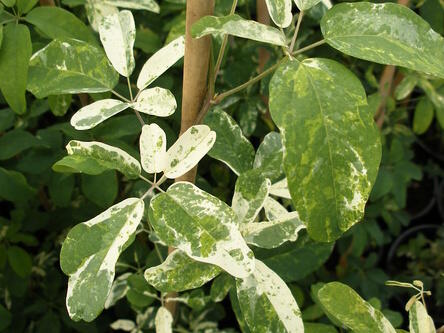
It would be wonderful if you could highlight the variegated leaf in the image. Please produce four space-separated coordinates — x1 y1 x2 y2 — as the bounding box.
131 87 177 117
241 212 305 249
236 260 304 333
232 169 270 224
254 132 284 183
269 58 381 242
164 125 216 179
210 273 233 302
317 282 396 333
71 99 129 130
269 178 291 199
263 197 288 221
149 182 255 278
144 250 221 292
85 0 118 32
409 301 436 333
99 10 136 77
60 198 144 322
294 0 322 11
64 140 141 179
137 36 185 90
139 123 167 174
155 307 173 333
28 39 119 98
192 15 287 46
265 0 292 28
103 0 159 13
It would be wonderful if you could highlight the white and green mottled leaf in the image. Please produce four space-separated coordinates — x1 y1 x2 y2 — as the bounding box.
210 273 233 302
294 0 322 11
269 58 381 242
203 108 255 175
409 301 436 333
137 36 185 90
232 169 270 224
265 0 292 28
241 212 305 249
144 250 221 292
71 99 129 130
28 39 119 98
149 182 255 278
164 125 216 179
192 14 287 46
60 198 144 322
85 0 118 32
263 197 288 221
236 260 303 333
131 87 177 117
269 178 291 199
65 140 141 179
253 132 284 183
139 123 167 174
155 307 173 333
105 273 131 309
321 3 444 79
103 0 159 13
99 10 135 77
317 282 396 333
110 319 136 331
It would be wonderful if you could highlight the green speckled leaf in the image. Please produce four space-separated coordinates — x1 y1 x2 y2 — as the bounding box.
236 260 303 333
294 0 321 11
60 198 144 322
409 301 435 333
317 282 396 333
144 250 221 292
28 39 118 98
253 132 284 183
232 169 270 224
204 108 255 175
321 3 444 78
140 123 167 174
98 10 135 77
192 14 287 46
131 87 177 117
149 182 255 278
265 0 292 28
103 0 159 13
71 99 130 130
155 307 173 333
241 212 305 249
62 140 141 179
269 58 381 242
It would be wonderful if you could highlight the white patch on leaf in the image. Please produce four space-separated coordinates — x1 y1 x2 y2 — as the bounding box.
139 123 167 174
131 87 177 117
269 178 292 199
155 307 173 333
71 99 129 130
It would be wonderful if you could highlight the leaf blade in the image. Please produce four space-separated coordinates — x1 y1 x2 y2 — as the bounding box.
71 99 129 130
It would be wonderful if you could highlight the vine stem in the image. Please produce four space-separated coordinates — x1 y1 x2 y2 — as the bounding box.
289 11 304 54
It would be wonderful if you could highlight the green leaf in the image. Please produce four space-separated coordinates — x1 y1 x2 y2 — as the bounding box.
144 250 221 292
321 3 444 79
265 0 292 28
71 99 130 130
103 0 159 13
126 274 155 307
48 94 72 116
0 24 31 114
131 87 177 117
16 0 38 14
409 301 435 333
149 182 255 278
204 108 255 175
7 246 32 277
48 173 75 207
137 36 185 90
253 132 284 183
60 198 144 322
394 75 417 101
413 98 434 135
81 171 118 208
210 273 233 302
0 304 11 331
0 167 35 202
98 10 135 77
269 58 381 242
0 25 2 48
1 0 14 7
28 38 119 98
192 14 287 46
236 259 303 333
140 123 167 174
164 125 216 179
230 288 252 333
232 169 270 224
0 129 46 160
58 140 141 179
304 323 338 333
241 212 305 249
26 7 96 44
294 0 321 11
317 282 396 333
155 307 173 333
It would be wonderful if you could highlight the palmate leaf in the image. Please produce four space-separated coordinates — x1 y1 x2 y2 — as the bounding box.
28 39 119 98
60 198 144 322
149 182 255 278
269 58 381 242
192 14 287 46
409 301 436 333
321 3 444 79
236 260 303 333
264 0 292 28
317 282 396 333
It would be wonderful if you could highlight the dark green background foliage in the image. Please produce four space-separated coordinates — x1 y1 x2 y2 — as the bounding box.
0 0 443 332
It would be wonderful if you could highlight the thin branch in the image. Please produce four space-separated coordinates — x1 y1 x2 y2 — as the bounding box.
111 89 131 103
291 39 326 56
127 77 134 101
289 11 304 54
